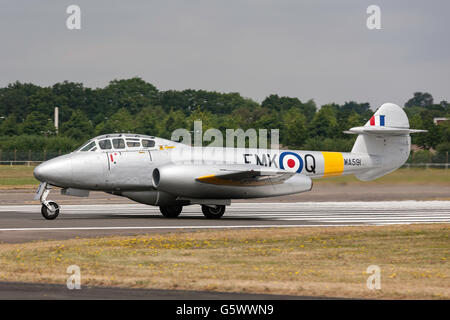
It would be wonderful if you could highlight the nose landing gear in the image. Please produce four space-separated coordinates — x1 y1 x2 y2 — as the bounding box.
35 182 60 220
41 201 60 220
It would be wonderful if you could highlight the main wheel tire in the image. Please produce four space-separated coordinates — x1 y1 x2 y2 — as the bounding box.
201 205 225 219
159 205 182 218
41 202 60 220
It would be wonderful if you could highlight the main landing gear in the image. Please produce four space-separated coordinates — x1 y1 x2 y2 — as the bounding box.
201 205 226 219
35 182 60 220
159 205 183 218
158 204 226 219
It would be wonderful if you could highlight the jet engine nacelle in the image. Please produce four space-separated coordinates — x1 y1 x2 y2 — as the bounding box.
116 190 183 206
152 164 312 199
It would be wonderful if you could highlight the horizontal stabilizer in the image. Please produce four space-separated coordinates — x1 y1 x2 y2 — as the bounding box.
344 126 427 135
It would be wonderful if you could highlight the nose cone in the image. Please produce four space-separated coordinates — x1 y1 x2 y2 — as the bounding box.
34 155 73 187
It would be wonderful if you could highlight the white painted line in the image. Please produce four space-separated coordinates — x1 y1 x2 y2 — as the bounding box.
1 200 450 211
0 222 445 232
0 225 356 232
273 217 450 221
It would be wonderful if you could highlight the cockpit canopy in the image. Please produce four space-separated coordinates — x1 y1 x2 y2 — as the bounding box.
75 133 171 152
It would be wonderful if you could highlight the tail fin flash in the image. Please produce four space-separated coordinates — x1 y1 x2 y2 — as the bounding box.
346 103 426 181
365 102 409 128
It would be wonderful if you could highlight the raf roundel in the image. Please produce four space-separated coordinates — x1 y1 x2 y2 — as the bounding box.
279 152 303 173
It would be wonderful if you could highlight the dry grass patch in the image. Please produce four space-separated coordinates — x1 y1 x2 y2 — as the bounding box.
0 224 448 299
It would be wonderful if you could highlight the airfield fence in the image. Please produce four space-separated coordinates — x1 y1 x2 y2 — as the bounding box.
402 163 449 169
0 150 63 162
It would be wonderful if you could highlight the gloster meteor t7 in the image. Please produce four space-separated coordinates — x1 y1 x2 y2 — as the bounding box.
33 103 425 220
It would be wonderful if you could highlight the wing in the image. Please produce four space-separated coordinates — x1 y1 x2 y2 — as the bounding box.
195 167 295 186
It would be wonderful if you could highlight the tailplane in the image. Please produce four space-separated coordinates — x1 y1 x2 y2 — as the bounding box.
346 103 426 181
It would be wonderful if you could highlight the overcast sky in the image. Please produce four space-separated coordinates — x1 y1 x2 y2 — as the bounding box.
0 0 449 109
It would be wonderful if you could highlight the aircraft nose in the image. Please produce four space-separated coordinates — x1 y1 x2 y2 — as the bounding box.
34 155 73 186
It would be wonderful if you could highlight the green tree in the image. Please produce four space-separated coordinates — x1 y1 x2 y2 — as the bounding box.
103 78 159 115
61 110 94 141
415 118 442 149
261 95 316 121
159 89 257 115
345 111 363 129
302 99 317 122
303 137 354 152
0 114 20 136
95 108 136 135
28 87 66 117
229 107 261 129
186 108 216 131
162 109 187 139
309 105 339 138
0 82 41 120
253 109 283 133
134 106 167 137
281 108 308 147
21 111 56 136
405 92 434 108
440 120 450 142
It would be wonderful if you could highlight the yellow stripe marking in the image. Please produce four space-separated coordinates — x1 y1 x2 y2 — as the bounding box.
197 174 216 181
322 152 344 177
196 174 242 186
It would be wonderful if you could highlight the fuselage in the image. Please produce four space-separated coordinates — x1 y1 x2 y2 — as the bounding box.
34 133 380 193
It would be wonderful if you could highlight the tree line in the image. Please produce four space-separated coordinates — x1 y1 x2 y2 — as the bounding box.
0 78 449 158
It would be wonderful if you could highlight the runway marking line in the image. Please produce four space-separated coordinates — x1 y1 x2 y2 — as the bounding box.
0 223 434 232
0 225 355 232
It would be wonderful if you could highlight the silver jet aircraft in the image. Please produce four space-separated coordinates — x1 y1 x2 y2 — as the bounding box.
33 103 425 220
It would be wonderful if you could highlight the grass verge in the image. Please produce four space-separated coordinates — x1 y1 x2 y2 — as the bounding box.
0 224 448 299
0 165 38 188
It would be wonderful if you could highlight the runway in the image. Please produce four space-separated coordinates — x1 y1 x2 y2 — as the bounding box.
0 281 319 300
0 201 449 243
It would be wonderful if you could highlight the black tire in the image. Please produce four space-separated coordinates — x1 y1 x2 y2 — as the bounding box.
159 205 182 218
201 205 225 219
41 202 60 220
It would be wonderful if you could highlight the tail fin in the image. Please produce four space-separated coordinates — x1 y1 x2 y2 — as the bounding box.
346 103 426 181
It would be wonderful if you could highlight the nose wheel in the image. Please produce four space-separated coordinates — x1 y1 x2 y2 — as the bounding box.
35 182 60 220
41 201 60 220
